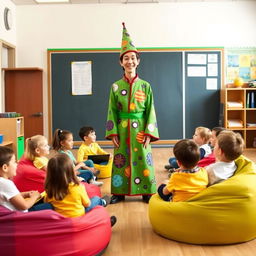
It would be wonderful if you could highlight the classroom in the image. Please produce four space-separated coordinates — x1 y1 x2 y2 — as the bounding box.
0 0 256 256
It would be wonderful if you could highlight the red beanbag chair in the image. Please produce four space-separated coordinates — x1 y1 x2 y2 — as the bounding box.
13 157 101 198
0 205 111 256
197 152 215 168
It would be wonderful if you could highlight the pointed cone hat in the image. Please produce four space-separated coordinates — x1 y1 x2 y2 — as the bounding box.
120 22 138 57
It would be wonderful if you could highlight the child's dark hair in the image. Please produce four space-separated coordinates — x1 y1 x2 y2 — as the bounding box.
0 146 14 167
173 139 200 169
212 127 225 137
52 129 72 151
217 130 244 161
79 126 95 141
45 153 79 201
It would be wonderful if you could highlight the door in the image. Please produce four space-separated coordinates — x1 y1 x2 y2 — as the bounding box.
4 68 43 139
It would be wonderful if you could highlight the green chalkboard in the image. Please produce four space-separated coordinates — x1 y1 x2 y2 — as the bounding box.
51 51 183 141
50 49 222 141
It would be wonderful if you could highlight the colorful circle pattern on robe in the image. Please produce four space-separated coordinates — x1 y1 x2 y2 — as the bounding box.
146 152 153 166
125 166 131 177
106 120 114 131
112 83 118 92
135 90 146 102
121 89 127 96
122 120 128 128
117 102 123 111
143 169 150 177
136 131 145 144
134 177 141 184
114 153 126 168
132 121 138 129
147 123 155 132
112 174 123 187
130 103 136 110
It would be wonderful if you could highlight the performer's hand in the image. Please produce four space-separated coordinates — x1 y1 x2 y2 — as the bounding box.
112 135 120 148
143 135 151 148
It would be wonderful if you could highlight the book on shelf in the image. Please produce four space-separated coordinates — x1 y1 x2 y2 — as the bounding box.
227 101 243 108
227 119 243 128
246 92 256 108
251 91 255 108
246 123 256 128
246 92 250 108
0 112 21 118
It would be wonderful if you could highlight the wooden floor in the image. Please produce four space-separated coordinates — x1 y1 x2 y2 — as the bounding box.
94 148 256 256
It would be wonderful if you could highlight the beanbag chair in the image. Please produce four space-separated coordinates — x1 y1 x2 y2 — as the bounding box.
197 152 215 167
0 205 111 256
95 157 113 178
13 157 100 198
149 155 256 244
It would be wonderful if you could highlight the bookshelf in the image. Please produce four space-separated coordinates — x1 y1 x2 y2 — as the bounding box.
0 117 25 160
224 87 256 148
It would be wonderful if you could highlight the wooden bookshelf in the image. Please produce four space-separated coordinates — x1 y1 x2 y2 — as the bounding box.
224 87 256 148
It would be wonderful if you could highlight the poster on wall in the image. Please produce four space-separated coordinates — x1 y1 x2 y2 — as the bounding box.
226 48 256 83
71 61 92 95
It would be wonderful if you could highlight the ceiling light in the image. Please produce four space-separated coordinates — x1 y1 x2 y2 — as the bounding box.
35 0 70 3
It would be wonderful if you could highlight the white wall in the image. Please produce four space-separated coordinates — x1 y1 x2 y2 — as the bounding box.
0 0 16 45
14 1 256 136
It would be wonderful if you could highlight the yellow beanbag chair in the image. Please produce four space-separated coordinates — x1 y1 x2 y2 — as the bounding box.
95 158 113 178
149 155 256 244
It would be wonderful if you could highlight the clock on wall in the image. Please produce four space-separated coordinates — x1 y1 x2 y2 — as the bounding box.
4 7 12 31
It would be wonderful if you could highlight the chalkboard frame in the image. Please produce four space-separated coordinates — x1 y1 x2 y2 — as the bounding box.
47 47 224 145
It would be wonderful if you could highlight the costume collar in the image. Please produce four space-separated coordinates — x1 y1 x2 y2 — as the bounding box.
123 73 138 85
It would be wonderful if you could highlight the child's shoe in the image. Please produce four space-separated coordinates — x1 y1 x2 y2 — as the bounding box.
101 195 110 207
110 216 117 227
91 180 103 186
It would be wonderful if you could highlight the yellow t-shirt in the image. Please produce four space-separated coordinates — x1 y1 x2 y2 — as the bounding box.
77 142 108 162
33 156 48 170
166 168 208 202
45 183 90 218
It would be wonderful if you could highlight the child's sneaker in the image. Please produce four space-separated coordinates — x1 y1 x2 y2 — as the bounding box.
101 195 110 207
110 216 117 227
91 180 103 186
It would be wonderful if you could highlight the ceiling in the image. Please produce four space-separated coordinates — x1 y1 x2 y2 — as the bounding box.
10 0 252 5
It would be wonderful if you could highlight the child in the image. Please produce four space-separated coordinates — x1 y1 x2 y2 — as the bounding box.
0 146 41 211
210 126 226 148
77 126 112 167
24 135 50 171
165 126 212 170
206 130 244 186
52 129 103 186
158 139 208 202
44 153 116 226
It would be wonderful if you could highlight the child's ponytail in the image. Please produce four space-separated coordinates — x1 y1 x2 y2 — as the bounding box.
52 129 72 151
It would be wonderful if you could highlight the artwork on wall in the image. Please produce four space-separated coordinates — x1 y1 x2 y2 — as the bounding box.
226 48 256 83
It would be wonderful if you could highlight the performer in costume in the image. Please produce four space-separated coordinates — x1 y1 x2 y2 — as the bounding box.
106 23 159 204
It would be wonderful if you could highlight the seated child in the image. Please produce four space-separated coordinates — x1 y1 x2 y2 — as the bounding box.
197 126 226 168
165 126 212 170
158 139 208 202
0 146 41 211
24 135 50 171
77 126 112 168
52 129 103 186
206 130 244 186
44 153 117 226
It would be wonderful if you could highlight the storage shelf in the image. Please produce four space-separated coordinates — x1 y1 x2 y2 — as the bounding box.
225 87 256 148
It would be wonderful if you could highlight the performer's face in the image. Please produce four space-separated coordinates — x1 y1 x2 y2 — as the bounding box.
120 52 140 74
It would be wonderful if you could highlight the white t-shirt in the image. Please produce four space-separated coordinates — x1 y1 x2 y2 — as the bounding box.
0 177 22 211
206 161 237 185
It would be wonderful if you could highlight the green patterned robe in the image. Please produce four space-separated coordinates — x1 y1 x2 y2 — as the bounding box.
106 75 159 196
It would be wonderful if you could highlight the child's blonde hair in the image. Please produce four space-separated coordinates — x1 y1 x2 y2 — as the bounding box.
195 127 212 144
25 135 47 161
217 131 244 161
